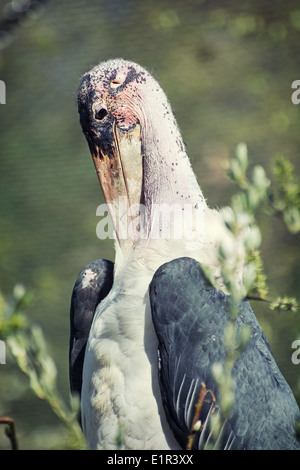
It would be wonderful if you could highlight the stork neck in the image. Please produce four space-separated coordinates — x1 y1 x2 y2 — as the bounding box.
141 97 206 211
139 95 207 244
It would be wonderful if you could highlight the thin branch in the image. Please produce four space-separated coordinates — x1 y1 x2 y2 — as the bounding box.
0 417 18 450
186 383 216 450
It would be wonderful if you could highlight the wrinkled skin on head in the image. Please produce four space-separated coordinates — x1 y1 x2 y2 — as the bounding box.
77 59 153 157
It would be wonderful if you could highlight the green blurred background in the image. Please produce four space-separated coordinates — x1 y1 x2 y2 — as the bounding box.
0 0 300 449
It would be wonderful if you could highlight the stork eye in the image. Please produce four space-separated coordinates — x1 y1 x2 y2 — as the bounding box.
110 80 122 89
95 108 108 121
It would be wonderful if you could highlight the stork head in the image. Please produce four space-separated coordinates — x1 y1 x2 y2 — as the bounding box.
78 59 145 231
78 59 153 135
78 59 205 251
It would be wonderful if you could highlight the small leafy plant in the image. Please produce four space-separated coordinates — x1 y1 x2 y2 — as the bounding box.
207 144 300 447
0 286 86 450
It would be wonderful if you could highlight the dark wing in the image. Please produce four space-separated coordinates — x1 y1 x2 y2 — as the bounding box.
69 259 114 397
149 257 300 450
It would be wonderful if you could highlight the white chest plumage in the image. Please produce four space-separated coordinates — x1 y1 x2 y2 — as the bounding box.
81 256 180 450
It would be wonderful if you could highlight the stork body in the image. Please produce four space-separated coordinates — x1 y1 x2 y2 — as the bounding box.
79 226 226 450
80 243 179 449
70 59 300 450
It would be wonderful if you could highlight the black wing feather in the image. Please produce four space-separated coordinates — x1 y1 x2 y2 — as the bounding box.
69 259 114 397
149 257 300 450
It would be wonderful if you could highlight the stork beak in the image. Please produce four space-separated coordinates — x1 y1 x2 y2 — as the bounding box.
89 123 143 249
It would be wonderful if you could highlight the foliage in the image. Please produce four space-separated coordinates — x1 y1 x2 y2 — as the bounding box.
270 296 299 313
220 143 271 304
0 284 31 337
269 155 300 234
207 143 300 447
0 286 86 450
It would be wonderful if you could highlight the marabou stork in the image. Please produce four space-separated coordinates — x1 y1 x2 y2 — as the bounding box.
69 59 300 450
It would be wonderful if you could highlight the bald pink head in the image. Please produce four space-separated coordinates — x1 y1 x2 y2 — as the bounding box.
77 59 206 249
